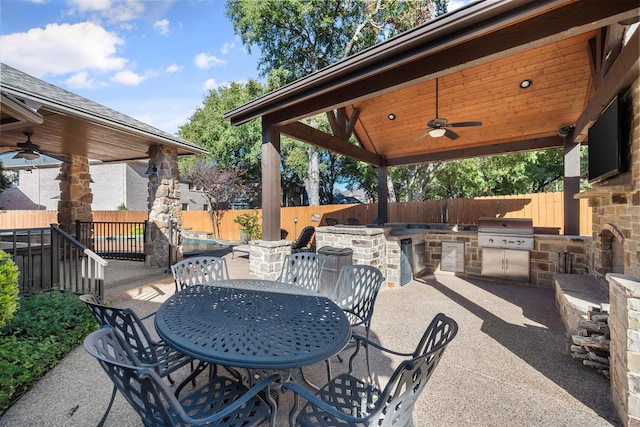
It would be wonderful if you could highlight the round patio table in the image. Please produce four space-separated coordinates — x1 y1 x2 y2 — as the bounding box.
155 281 351 369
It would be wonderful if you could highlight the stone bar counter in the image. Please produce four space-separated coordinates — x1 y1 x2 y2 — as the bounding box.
315 223 591 289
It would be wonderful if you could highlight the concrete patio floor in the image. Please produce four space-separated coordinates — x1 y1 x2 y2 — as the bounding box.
0 246 620 426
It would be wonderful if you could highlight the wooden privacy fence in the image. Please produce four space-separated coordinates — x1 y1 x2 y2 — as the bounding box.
0 192 592 240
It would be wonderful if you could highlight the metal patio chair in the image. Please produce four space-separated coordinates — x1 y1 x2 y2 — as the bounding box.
79 294 196 426
325 217 339 226
290 226 316 253
84 326 279 427
282 313 459 427
277 252 326 293
331 265 385 370
171 255 230 292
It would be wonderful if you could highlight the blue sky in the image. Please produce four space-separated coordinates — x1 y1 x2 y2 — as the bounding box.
0 0 263 135
1 0 469 137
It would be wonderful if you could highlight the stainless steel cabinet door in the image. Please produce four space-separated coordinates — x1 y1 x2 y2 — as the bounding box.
504 249 530 282
481 248 504 278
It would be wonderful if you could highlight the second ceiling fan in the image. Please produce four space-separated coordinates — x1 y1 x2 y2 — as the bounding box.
412 77 482 143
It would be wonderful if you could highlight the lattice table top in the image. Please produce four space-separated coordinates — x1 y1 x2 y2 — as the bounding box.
155 282 351 369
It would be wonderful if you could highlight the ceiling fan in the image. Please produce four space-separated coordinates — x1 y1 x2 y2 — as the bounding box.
13 132 41 160
412 78 482 143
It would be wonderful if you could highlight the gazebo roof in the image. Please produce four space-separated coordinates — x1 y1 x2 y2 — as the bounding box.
224 0 639 167
0 63 207 162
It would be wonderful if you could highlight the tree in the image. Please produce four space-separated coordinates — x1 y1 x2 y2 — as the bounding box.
178 81 265 181
226 0 446 205
0 161 11 196
181 160 256 238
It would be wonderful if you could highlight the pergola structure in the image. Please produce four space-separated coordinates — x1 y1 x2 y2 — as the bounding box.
224 0 640 241
0 63 208 266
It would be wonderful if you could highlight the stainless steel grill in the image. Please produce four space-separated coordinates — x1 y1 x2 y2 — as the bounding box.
478 218 533 282
477 217 534 250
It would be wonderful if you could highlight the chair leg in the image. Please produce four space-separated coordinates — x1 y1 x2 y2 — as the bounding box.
96 385 117 427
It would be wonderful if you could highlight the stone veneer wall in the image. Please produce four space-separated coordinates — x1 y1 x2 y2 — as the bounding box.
146 145 182 267
315 226 389 283
608 274 640 426
585 80 640 284
247 240 292 280
585 77 640 427
315 227 589 288
57 155 93 241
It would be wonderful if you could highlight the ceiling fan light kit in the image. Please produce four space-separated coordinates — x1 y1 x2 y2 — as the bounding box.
14 132 41 160
412 77 483 143
428 128 446 138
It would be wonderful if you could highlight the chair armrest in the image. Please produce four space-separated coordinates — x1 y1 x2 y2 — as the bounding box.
281 380 371 424
176 373 282 425
351 333 413 357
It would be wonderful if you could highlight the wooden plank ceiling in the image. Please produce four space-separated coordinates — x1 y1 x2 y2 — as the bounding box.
352 31 595 163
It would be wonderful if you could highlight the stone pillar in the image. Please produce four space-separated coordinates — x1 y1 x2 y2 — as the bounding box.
57 155 93 241
608 273 640 426
248 240 291 280
146 145 182 267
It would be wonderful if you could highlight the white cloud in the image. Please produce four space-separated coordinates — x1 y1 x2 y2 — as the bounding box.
166 64 183 73
68 0 145 22
154 19 170 35
65 71 102 89
195 53 226 69
447 0 472 12
221 42 235 55
203 78 219 91
0 22 126 78
111 70 146 86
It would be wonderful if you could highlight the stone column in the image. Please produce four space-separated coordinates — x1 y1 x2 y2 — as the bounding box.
57 155 93 242
608 274 640 427
146 145 182 267
248 240 292 279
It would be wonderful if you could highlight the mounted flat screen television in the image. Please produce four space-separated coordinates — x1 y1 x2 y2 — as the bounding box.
588 95 629 183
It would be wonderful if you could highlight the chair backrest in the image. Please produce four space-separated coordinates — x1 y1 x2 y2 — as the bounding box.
346 218 360 225
334 265 385 328
277 252 325 292
79 294 158 365
84 326 187 426
325 218 339 226
291 226 315 252
281 228 289 239
375 313 458 426
171 256 229 292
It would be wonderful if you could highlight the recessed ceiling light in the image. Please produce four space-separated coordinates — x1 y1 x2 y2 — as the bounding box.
388 113 396 120
520 79 532 89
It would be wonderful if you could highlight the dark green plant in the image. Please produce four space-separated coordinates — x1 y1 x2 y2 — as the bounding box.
117 203 128 211
233 209 261 240
0 292 98 413
0 250 19 330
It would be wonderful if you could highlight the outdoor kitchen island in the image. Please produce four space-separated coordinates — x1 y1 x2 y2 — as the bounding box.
315 222 591 288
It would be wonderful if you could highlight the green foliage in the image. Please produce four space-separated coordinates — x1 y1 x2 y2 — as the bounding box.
117 203 128 211
0 292 98 413
233 209 261 240
129 227 144 236
0 250 19 330
0 161 11 196
178 80 265 179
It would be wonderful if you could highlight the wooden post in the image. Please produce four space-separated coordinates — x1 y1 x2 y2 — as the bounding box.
262 121 281 241
377 163 388 223
563 138 580 235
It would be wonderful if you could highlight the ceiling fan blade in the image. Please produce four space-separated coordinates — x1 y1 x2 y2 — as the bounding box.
444 129 459 140
411 131 430 144
449 121 482 127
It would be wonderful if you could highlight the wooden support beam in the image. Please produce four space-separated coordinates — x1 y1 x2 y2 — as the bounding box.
280 121 383 167
387 136 564 166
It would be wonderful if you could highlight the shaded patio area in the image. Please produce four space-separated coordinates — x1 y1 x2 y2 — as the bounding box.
0 250 618 426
